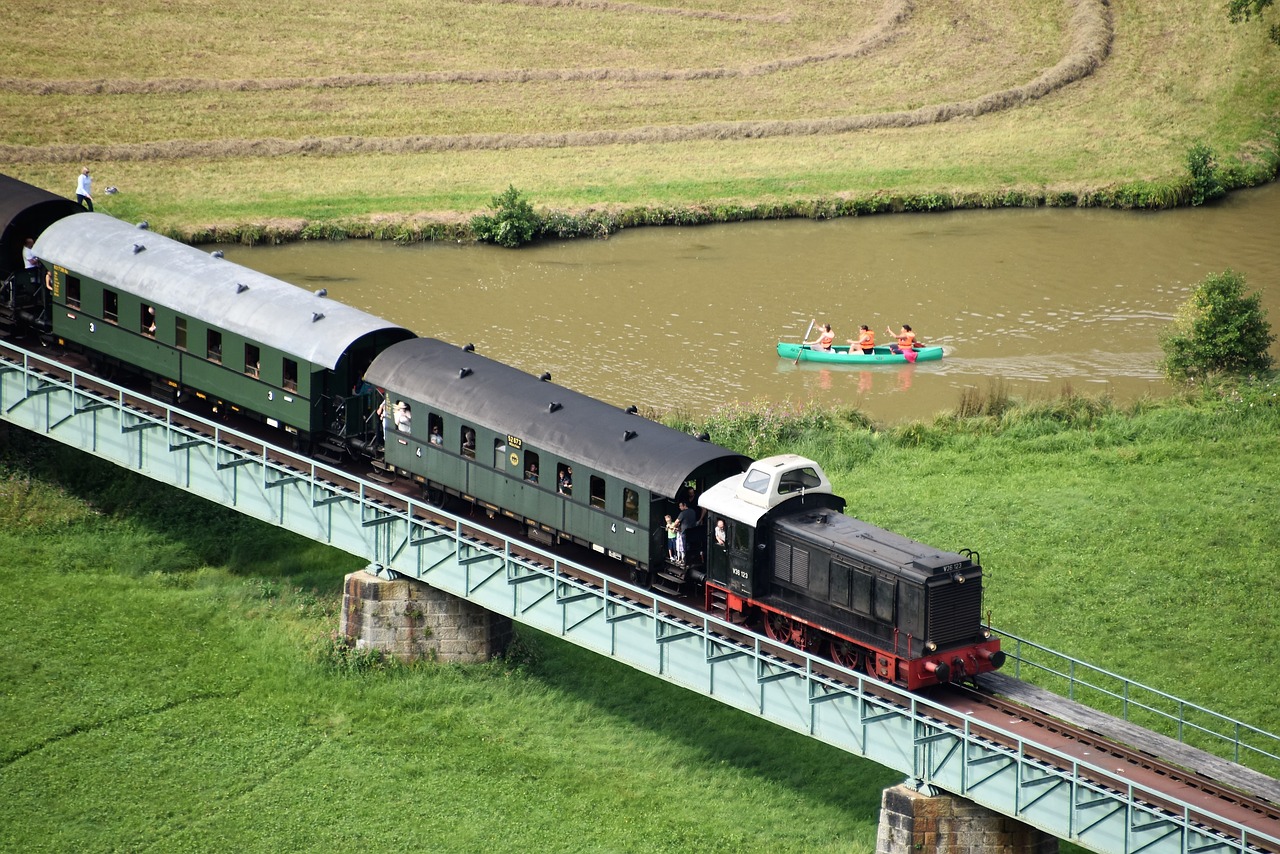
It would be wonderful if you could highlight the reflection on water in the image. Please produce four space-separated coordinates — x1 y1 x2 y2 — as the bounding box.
225 182 1280 424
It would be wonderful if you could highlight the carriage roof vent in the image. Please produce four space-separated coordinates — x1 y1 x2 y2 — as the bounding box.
236 282 249 294
625 404 638 415
623 429 637 441
459 367 472 379
314 288 327 297
462 343 475 352
540 372 552 382
210 250 224 258
131 243 146 254
135 221 149 230
548 402 562 413
311 311 325 322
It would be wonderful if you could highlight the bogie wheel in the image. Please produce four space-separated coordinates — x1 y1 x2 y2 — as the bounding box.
829 639 862 672
764 613 821 653
764 612 794 645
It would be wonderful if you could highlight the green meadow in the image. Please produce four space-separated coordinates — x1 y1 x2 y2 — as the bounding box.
2 0 1279 239
3 379 1278 852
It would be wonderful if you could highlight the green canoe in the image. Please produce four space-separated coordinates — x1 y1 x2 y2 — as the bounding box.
776 342 945 364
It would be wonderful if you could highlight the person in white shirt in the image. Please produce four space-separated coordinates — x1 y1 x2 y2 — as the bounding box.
76 167 94 211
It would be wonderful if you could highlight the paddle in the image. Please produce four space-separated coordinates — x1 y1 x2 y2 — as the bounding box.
795 318 815 365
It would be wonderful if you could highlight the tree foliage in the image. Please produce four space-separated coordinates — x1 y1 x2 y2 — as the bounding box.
1161 269 1275 381
1227 0 1280 46
469 185 540 248
1185 143 1226 206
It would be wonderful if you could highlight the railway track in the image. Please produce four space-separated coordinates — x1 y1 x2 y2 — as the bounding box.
924 680 1280 852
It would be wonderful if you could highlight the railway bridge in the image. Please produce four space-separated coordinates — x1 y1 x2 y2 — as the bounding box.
3 338 1277 854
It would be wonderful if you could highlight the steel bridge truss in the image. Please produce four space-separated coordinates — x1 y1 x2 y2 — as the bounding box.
2 341 1275 854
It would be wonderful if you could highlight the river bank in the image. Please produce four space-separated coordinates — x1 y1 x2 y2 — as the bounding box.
4 1 1279 241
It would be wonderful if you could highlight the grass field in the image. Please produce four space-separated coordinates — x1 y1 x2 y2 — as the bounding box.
2 0 1279 236
2 381 1278 852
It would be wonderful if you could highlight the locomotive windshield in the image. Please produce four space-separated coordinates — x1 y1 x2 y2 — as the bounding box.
742 469 771 494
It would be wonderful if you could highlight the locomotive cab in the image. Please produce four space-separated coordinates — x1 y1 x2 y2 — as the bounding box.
701 454 845 599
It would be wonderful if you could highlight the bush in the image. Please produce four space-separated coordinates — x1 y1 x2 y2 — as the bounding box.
1160 269 1275 381
1186 143 1226 206
470 185 540 247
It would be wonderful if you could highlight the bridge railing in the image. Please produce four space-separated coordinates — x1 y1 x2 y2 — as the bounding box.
992 628 1280 776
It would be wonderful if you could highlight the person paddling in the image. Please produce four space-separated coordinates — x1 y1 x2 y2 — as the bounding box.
887 324 916 353
887 324 919 363
847 325 875 354
804 323 835 351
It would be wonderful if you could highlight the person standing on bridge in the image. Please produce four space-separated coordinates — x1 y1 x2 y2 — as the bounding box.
676 500 699 564
22 238 41 290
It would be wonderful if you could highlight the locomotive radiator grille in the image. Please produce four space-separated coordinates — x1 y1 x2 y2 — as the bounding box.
774 541 810 587
927 580 984 646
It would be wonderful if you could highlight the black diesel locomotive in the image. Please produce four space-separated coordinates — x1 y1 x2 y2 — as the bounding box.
0 174 1004 689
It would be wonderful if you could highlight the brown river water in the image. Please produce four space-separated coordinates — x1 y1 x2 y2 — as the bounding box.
230 182 1280 425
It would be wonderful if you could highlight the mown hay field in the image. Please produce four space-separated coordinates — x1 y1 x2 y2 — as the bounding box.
1 0 1278 233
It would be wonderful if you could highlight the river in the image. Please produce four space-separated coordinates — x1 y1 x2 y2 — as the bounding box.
228 182 1280 424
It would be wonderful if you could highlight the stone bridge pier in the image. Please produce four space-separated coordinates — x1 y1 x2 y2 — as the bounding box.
339 568 512 663
877 784 1058 854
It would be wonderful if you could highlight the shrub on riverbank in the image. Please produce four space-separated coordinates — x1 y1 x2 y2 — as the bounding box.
1161 270 1276 382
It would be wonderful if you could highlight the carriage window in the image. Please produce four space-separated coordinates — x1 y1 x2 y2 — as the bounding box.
66 275 80 308
427 413 443 446
282 358 297 392
460 426 476 459
525 451 540 483
103 289 118 323
175 317 187 350
589 476 606 510
244 344 260 378
207 330 222 363
622 488 638 521
732 522 750 552
140 304 155 337
493 437 507 468
556 463 573 497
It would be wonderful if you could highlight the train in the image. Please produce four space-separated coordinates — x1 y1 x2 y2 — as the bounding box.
0 173 1005 690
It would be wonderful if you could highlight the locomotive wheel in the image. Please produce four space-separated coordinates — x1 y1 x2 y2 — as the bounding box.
764 613 793 645
829 639 862 672
764 613 819 652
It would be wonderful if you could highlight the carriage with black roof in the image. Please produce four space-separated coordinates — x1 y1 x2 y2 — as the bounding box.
31 212 414 450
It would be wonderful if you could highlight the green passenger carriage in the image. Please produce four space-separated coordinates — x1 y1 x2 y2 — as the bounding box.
33 214 414 447
364 338 750 575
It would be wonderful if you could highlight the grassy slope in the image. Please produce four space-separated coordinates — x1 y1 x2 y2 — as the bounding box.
2 383 1278 851
1 0 1278 234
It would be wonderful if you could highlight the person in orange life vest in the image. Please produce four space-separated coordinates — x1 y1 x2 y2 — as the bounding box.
804 323 835 351
847 325 875 354
886 324 916 354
